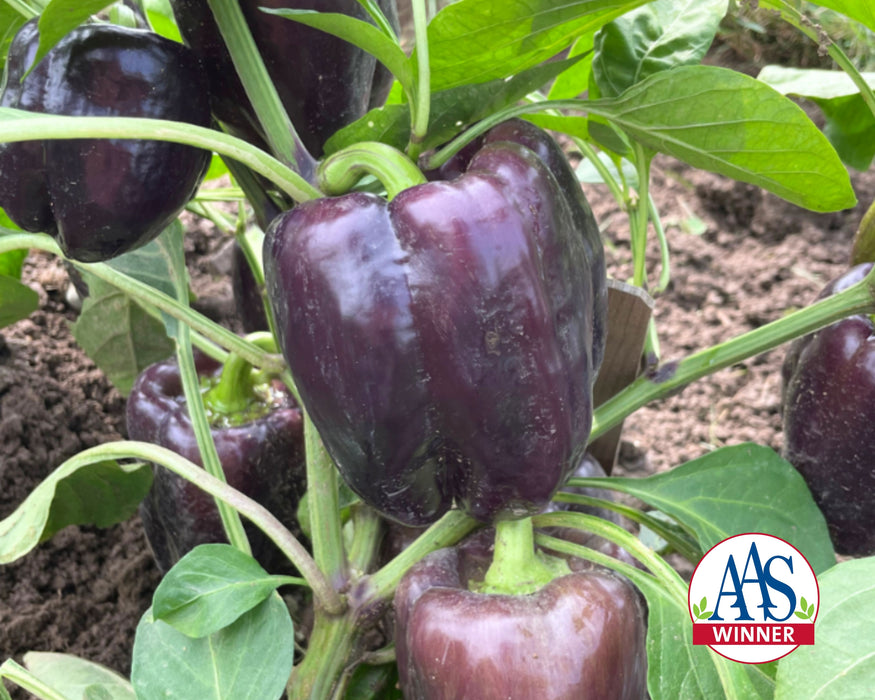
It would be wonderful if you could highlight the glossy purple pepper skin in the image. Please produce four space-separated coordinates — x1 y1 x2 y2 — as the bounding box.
126 352 305 573
169 0 398 157
393 542 647 700
781 263 875 555
0 20 211 262
264 120 606 526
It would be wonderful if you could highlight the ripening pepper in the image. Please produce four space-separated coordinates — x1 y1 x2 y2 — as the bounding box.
781 263 875 556
0 19 211 262
264 118 606 526
126 350 305 572
393 534 647 700
169 0 399 156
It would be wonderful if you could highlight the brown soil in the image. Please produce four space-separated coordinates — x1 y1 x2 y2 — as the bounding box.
2 117 874 700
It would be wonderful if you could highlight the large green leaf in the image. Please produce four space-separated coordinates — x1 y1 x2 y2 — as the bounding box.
22 653 135 700
580 64 856 212
775 556 875 699
592 0 728 97
325 55 583 154
0 4 26 77
131 595 294 700
805 0 875 33
426 0 651 91
0 458 152 564
69 282 174 395
70 223 182 395
152 544 299 638
759 65 875 171
0 273 38 328
578 443 836 574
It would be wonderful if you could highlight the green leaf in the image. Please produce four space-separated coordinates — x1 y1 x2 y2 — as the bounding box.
70 224 182 394
262 8 413 92
794 610 809 620
758 65 875 170
32 0 113 72
70 284 173 396
0 4 26 77
548 33 596 100
0 458 152 564
22 652 135 700
582 64 856 212
0 273 38 328
143 0 183 42
131 595 294 700
345 663 402 700
592 0 728 97
804 0 875 34
0 247 26 279
587 443 837 574
426 0 651 91
326 55 583 154
775 556 875 699
152 544 296 638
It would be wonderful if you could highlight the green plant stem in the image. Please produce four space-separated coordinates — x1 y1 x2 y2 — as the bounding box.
649 193 671 293
553 490 701 563
478 518 570 595
5 0 37 18
202 331 277 416
317 141 427 199
0 110 321 203
173 316 253 557
591 266 875 439
0 660 66 700
407 0 431 160
365 510 480 601
533 511 689 608
347 505 384 575
304 418 349 592
206 0 315 172
630 142 653 289
287 609 359 700
55 441 343 613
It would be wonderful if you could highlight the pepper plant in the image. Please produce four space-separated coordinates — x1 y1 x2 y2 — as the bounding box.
1 0 874 698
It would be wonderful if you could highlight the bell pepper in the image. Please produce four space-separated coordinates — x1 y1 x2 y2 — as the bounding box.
393 534 647 700
781 262 875 556
0 19 211 262
169 0 399 157
264 119 606 526
126 350 305 572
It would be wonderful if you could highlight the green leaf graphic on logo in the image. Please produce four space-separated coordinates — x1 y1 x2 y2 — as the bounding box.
794 598 816 620
692 596 713 620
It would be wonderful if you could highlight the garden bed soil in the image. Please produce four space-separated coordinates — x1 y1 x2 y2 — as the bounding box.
2 145 874 698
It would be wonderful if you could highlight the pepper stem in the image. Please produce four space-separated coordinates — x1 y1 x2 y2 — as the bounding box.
317 141 427 200
476 518 571 596
202 332 277 418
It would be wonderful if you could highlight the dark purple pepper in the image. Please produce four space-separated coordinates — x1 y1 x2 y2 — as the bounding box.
0 19 211 262
126 352 305 572
393 539 647 700
781 263 875 556
169 0 399 157
264 120 606 526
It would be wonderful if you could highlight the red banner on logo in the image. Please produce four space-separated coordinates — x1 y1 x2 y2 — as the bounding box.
692 623 814 646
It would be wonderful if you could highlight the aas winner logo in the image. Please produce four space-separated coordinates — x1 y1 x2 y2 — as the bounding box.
688 533 819 664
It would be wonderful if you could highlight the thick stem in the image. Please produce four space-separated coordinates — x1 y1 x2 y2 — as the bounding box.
630 143 653 289
317 141 427 199
406 0 431 160
476 518 569 596
304 417 348 592
592 268 875 439
287 609 359 699
202 332 277 417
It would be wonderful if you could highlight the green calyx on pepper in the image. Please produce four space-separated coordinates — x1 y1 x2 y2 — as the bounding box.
264 118 607 526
